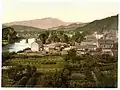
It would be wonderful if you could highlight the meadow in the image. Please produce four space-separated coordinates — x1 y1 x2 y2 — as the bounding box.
4 56 65 72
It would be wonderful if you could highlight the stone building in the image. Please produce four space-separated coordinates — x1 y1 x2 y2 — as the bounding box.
31 40 43 52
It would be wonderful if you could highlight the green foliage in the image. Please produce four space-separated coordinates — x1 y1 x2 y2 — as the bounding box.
67 49 77 62
26 77 37 87
2 65 38 87
39 68 71 88
14 76 29 87
62 34 69 43
10 25 45 32
2 26 18 44
38 30 85 44
2 27 9 40
75 15 118 34
63 52 117 88
38 31 49 44
72 31 85 43
4 56 65 73
2 52 117 87
2 51 16 65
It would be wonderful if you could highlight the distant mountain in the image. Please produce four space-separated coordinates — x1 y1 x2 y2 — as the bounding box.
75 15 118 34
5 17 72 29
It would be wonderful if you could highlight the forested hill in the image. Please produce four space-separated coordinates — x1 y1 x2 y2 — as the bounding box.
9 25 46 32
75 15 118 34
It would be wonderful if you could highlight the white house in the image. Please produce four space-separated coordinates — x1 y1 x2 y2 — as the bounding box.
31 42 40 52
93 32 103 39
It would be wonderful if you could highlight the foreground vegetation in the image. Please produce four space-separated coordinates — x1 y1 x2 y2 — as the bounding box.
2 49 117 88
4 56 65 72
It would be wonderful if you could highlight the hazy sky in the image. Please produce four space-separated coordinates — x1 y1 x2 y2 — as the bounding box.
3 0 119 23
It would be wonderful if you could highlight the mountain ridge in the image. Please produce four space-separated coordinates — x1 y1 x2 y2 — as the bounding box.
5 17 73 29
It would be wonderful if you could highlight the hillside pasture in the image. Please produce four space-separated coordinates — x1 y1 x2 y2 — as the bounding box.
4 56 65 73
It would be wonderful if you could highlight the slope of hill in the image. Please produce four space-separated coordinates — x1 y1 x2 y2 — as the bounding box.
48 23 87 31
75 15 118 34
5 17 71 29
9 25 45 32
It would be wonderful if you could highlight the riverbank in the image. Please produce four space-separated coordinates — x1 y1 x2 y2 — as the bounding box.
2 38 35 53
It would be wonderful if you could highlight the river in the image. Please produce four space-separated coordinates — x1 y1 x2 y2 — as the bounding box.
3 38 35 52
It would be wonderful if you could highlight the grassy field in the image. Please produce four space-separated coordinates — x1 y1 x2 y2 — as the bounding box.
4 56 65 72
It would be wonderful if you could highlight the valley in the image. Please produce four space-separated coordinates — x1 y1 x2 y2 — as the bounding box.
2 15 118 88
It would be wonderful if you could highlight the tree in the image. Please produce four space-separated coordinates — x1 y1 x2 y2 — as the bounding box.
26 77 37 87
72 31 85 43
52 35 60 42
38 31 49 44
67 49 77 62
63 34 69 43
2 27 17 43
14 76 29 87
2 27 10 40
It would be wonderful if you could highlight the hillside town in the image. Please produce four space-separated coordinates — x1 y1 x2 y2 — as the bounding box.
22 31 118 57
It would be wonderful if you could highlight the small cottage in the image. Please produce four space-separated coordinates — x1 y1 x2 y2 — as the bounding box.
31 42 39 52
31 40 43 52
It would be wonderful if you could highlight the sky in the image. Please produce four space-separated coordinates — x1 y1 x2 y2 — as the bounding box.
2 0 119 23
